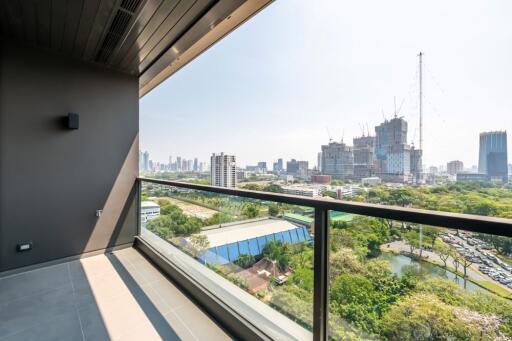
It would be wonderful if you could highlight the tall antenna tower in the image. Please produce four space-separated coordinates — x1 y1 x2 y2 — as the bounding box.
419 52 423 151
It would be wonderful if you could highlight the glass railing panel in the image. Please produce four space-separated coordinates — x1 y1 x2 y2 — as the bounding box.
140 181 314 338
327 210 512 340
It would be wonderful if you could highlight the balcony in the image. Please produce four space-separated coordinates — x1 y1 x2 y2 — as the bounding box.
1 177 512 340
1 1 512 340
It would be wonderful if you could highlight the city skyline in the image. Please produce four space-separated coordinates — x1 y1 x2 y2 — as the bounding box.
140 0 512 168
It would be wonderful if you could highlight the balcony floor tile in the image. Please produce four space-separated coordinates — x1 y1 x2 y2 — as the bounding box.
0 248 232 341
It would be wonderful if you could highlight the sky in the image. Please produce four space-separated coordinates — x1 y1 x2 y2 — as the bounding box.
140 0 512 169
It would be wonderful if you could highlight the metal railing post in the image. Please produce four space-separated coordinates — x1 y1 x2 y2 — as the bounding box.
136 178 142 235
313 208 329 341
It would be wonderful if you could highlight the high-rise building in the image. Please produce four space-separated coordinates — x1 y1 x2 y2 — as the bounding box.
286 159 309 178
193 158 199 172
410 146 423 182
375 117 416 182
176 156 182 171
273 158 284 173
142 151 150 172
352 136 375 178
211 153 237 188
321 141 354 179
479 131 508 182
257 162 267 173
447 160 464 175
317 152 322 172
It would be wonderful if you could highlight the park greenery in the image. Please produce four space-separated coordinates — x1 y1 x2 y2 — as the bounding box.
142 181 512 340
269 217 512 340
357 182 512 218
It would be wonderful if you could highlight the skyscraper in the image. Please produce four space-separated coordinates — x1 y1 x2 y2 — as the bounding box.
273 158 284 173
193 158 199 172
176 156 182 171
286 159 309 178
321 141 354 179
211 153 237 188
410 146 423 182
447 160 464 175
257 161 267 173
142 151 149 172
352 136 375 178
317 152 322 172
375 117 415 182
479 131 508 182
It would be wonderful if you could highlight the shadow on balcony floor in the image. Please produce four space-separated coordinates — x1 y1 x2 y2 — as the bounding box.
0 248 232 341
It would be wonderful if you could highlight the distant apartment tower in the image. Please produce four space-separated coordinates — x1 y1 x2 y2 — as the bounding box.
287 159 308 178
257 161 267 173
142 151 149 171
375 117 416 182
210 153 237 188
410 146 423 182
352 136 375 178
193 158 199 172
273 158 284 173
479 131 508 182
317 152 322 172
447 160 464 176
321 141 354 179
176 156 182 171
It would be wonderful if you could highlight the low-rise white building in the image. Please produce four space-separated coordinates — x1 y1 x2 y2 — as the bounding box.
362 177 382 186
141 201 160 227
282 186 319 197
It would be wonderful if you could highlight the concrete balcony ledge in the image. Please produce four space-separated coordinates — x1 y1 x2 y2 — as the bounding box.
137 228 312 341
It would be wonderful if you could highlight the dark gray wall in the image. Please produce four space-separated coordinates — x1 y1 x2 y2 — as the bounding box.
0 45 139 271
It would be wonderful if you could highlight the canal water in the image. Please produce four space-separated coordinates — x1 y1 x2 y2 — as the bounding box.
380 252 482 292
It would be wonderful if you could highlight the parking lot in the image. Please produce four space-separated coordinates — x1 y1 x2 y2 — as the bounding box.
442 231 512 291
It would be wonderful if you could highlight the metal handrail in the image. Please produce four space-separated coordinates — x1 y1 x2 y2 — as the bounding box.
137 177 512 341
138 177 512 237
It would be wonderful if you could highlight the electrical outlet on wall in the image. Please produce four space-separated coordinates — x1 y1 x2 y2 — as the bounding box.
16 242 32 252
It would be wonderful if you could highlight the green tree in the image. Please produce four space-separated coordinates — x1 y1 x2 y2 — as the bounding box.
268 204 280 217
146 212 202 239
381 293 468 340
242 203 260 218
404 230 421 256
262 240 291 271
330 274 381 333
204 212 233 226
263 184 284 193
329 248 363 281
241 183 262 191
290 267 314 291
322 190 337 199
188 234 210 258
435 241 451 269
234 254 255 269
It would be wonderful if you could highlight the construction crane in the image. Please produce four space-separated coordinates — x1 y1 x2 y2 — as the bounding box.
325 127 333 143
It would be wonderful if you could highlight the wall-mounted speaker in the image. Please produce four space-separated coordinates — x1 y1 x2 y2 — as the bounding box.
67 113 79 129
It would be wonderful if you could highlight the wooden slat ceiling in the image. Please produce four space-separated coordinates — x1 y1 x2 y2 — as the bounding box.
0 0 272 96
